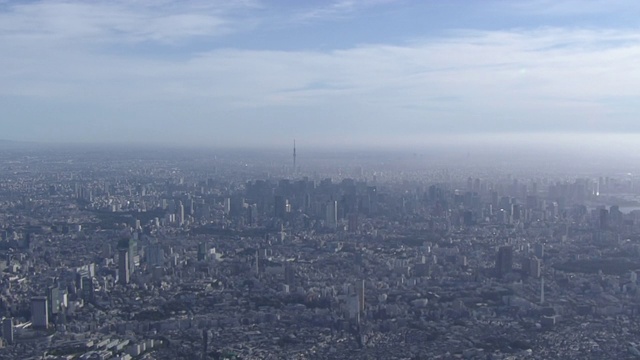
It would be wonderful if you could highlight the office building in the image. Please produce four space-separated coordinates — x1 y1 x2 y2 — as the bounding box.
357 279 365 313
348 213 359 232
326 200 338 229
118 248 130 285
118 238 136 275
147 243 165 267
496 245 513 278
31 297 48 329
534 243 544 259
198 242 208 261
81 276 94 302
2 318 13 345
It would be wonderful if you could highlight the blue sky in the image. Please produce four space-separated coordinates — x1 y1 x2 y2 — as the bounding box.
1 0 640 148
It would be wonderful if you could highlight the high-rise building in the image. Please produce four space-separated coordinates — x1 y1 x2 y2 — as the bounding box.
31 297 48 329
356 279 365 313
81 276 94 302
326 200 338 229
274 196 289 220
348 213 359 233
118 238 137 275
48 286 62 315
147 243 165 267
178 202 185 225
599 208 609 230
2 318 13 345
496 245 513 278
284 262 295 286
524 256 541 278
248 203 258 226
534 243 544 259
197 242 208 261
118 248 130 285
202 329 209 360
223 197 231 215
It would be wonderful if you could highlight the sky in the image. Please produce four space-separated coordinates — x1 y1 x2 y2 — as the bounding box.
1 0 640 149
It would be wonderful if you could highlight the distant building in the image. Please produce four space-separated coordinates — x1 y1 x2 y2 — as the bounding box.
284 262 295 286
523 256 541 278
147 243 165 267
326 200 338 229
31 297 48 329
2 318 13 345
274 196 289 220
348 213 358 232
356 279 365 313
496 245 513 278
118 248 130 285
534 243 544 259
118 238 136 275
197 242 208 261
81 276 94 302
47 286 62 315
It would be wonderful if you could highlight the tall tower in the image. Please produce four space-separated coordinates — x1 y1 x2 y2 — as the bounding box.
293 139 296 176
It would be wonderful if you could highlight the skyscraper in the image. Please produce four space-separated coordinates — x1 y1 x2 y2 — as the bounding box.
198 242 208 261
118 238 137 275
348 213 359 233
356 279 365 313
118 248 130 285
496 245 513 278
284 262 295 286
178 201 185 225
3 318 13 345
326 200 338 229
81 276 95 302
31 297 48 329
274 196 289 220
147 243 165 267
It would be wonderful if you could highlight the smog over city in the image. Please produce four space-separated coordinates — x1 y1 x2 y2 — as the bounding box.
2 1 640 359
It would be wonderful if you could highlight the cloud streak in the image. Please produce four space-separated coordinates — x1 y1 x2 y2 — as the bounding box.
0 0 257 44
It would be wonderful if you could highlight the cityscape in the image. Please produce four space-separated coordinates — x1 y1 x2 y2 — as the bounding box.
3 0 640 359
1 143 640 359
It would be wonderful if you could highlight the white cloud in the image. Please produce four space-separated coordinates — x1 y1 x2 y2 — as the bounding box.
2 0 640 145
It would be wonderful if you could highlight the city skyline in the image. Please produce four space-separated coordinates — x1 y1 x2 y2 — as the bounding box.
2 0 640 147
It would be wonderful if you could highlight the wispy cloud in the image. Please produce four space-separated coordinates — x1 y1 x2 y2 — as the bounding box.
293 0 398 22
0 0 257 44
510 0 640 16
